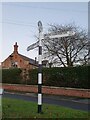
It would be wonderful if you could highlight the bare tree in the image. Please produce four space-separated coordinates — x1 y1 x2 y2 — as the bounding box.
42 24 88 67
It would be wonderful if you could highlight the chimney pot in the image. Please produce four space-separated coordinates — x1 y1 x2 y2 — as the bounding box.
14 42 18 53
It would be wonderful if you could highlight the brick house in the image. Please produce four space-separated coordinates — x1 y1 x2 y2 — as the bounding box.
1 42 38 69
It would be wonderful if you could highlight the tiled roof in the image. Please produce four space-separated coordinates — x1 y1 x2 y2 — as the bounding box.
18 54 38 66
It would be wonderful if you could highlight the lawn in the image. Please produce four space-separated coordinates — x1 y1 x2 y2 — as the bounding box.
2 98 89 119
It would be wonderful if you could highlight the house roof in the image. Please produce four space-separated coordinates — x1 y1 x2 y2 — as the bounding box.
13 42 38 66
18 53 38 66
2 42 38 67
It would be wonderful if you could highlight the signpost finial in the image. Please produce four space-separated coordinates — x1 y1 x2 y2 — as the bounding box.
38 21 43 33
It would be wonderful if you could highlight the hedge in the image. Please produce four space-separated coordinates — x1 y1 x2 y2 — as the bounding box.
2 68 22 84
1 66 89 89
28 66 89 89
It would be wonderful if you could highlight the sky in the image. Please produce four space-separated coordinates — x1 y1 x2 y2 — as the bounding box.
0 1 88 63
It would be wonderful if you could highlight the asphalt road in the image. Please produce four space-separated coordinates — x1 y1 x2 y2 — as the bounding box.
3 92 90 112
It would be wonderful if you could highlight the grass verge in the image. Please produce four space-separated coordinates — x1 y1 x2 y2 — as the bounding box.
2 98 89 119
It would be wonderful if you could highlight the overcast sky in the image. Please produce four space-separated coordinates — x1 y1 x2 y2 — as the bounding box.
0 1 88 63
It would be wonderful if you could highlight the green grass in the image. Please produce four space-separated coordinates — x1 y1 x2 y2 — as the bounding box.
2 98 89 119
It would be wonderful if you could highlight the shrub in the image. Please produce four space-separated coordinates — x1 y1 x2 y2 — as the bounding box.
2 68 22 84
27 66 89 89
43 66 89 88
27 69 38 85
2 66 89 89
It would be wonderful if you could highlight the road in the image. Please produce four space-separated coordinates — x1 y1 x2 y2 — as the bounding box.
3 92 90 112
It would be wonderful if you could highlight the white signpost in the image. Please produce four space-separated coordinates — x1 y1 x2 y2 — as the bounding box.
0 88 3 106
27 31 75 51
46 31 75 39
27 21 75 113
27 41 39 51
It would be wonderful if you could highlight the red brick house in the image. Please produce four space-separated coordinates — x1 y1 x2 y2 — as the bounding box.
1 42 38 69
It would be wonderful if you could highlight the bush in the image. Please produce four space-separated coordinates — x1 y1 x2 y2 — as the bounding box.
2 68 22 84
27 66 89 89
43 66 89 89
27 69 38 85
1 66 89 89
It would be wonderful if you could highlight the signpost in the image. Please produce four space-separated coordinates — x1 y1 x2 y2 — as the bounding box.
27 21 75 113
27 41 39 51
37 21 43 113
27 31 75 51
45 31 75 39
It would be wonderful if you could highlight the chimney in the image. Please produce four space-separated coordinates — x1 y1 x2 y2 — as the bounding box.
14 42 18 53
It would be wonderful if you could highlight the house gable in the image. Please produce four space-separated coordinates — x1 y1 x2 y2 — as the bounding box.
2 42 38 69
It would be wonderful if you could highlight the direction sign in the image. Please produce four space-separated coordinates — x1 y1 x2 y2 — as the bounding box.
27 31 75 51
44 31 75 39
27 41 39 51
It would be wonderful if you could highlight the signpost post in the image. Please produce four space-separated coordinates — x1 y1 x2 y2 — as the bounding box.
37 21 43 113
27 21 75 114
